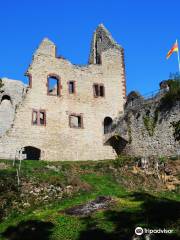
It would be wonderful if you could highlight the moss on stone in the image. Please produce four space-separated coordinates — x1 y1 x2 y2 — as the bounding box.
143 110 158 137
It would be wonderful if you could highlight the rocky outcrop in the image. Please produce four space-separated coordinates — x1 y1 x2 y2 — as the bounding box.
64 196 113 216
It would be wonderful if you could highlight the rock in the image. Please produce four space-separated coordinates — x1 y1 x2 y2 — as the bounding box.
23 202 30 208
0 162 9 169
34 187 41 193
65 185 73 194
43 195 49 200
64 196 113 216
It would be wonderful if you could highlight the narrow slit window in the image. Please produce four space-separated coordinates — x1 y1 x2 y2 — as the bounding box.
100 85 104 97
39 111 46 125
94 84 99 97
32 111 38 125
69 81 75 94
78 116 82 128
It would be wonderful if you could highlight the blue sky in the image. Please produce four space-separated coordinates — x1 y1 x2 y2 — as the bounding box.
0 0 180 95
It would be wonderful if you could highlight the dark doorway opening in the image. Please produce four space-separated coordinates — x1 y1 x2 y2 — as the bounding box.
104 117 113 134
1 95 11 103
23 146 41 160
106 135 128 155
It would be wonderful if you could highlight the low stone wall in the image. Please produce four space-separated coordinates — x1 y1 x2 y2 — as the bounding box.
114 99 180 157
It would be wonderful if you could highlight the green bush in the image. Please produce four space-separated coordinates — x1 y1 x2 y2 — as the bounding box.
158 156 167 164
143 111 158 136
160 79 180 109
113 155 133 168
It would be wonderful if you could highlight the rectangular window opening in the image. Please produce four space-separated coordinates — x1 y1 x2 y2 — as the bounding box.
100 85 104 97
39 111 46 125
94 84 99 97
93 84 105 97
69 81 75 94
32 109 46 126
32 111 38 125
78 116 82 128
48 77 59 96
69 114 83 128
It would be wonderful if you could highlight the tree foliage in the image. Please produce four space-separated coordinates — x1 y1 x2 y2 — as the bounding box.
160 79 180 109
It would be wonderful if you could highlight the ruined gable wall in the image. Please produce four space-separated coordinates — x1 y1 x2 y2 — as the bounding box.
0 40 125 161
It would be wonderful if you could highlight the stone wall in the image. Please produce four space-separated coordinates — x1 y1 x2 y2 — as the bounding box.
0 79 27 136
113 97 180 157
89 24 126 98
0 24 126 161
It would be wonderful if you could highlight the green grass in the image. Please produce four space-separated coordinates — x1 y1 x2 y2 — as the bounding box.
0 159 179 240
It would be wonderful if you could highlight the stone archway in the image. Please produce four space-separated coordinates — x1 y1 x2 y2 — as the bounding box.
105 135 128 155
23 146 41 160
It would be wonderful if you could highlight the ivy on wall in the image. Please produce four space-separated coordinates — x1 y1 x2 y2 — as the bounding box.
143 110 158 137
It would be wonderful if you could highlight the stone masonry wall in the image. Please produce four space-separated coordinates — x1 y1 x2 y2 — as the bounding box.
0 79 27 136
0 25 126 161
115 98 180 157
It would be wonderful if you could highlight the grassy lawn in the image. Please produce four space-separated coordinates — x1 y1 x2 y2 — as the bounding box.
0 159 179 240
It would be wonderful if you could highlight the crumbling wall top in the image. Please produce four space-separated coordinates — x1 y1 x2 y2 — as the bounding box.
89 24 123 64
34 38 56 58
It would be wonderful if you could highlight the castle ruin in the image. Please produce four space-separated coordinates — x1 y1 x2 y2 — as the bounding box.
0 24 126 161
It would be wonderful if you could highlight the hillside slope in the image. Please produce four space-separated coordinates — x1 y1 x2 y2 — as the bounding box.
0 158 179 240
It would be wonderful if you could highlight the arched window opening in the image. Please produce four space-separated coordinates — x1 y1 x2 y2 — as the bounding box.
47 75 60 96
104 117 113 134
23 146 41 160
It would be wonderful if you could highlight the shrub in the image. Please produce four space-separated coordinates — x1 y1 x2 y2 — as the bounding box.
67 175 92 192
113 155 133 168
158 156 167 164
159 79 180 110
143 110 158 136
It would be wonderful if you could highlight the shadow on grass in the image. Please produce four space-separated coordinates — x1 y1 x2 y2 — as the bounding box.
1 220 54 240
78 192 180 240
